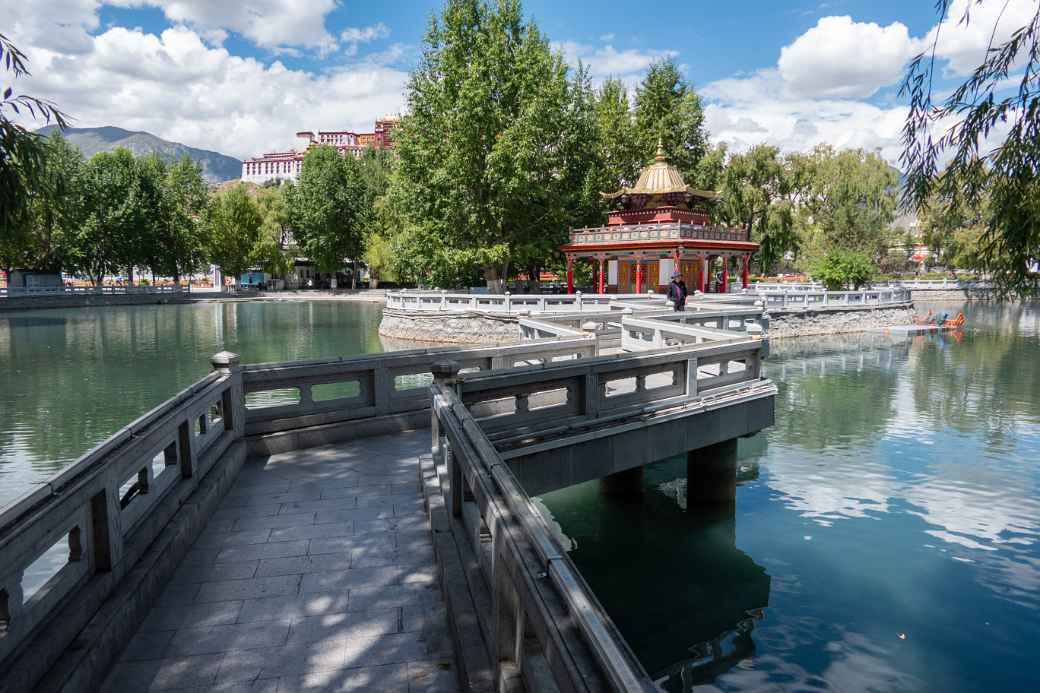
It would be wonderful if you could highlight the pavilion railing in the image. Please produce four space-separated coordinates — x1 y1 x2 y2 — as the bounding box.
567 222 748 244
385 290 660 314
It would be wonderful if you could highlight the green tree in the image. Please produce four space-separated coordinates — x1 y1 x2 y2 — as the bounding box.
206 183 262 290
633 59 709 182
901 0 1040 297
288 146 363 288
362 232 396 286
133 153 168 283
0 35 69 281
1 132 83 277
388 0 594 291
798 145 898 260
810 248 877 290
70 149 141 285
158 156 209 284
719 145 798 272
593 78 641 191
254 184 292 278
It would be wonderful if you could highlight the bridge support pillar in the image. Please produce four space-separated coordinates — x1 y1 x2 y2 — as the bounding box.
686 439 737 504
599 466 644 496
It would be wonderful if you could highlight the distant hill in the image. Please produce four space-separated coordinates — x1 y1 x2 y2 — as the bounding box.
35 125 241 182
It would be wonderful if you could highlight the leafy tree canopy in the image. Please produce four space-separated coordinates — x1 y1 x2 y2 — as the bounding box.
206 183 262 285
810 248 877 290
901 0 1040 297
288 145 364 277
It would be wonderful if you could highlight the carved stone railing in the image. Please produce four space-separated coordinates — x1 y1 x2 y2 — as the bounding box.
385 290 660 314
431 381 658 692
0 285 188 298
753 279 989 292
426 341 769 690
620 316 749 352
240 338 597 452
756 288 911 311
458 340 766 436
0 353 245 691
568 222 748 245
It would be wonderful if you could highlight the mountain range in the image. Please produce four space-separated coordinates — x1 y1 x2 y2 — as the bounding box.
35 125 241 182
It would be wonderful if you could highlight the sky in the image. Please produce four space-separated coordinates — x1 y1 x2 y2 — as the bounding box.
2 0 1035 164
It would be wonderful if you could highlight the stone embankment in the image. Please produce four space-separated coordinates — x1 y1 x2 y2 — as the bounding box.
768 306 915 339
378 308 520 345
910 289 990 302
0 292 190 312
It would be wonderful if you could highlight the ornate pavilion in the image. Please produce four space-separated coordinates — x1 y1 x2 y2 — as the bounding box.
560 146 759 294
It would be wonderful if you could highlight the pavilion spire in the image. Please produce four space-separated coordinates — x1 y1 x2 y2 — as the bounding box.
655 137 667 162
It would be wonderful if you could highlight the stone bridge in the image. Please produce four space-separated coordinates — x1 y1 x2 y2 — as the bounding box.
0 297 775 693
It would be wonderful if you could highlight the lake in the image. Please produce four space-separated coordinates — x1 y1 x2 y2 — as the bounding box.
541 300 1040 692
0 300 384 507
2 298 1038 691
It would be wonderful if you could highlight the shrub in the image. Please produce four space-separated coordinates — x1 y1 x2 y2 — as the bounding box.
810 249 877 290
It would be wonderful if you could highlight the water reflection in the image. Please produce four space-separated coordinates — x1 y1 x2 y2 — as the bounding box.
545 302 1040 691
0 301 386 506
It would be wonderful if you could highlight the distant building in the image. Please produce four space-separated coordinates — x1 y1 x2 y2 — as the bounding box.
241 116 399 185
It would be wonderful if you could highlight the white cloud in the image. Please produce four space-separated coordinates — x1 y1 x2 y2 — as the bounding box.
0 0 101 54
108 0 339 52
553 40 678 85
340 23 390 44
339 22 391 57
777 15 921 98
702 69 909 163
13 24 407 160
925 0 1039 76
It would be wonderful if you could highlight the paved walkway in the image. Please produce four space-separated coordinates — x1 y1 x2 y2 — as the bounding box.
101 431 458 693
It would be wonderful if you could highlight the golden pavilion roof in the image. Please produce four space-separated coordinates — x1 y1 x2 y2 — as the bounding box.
601 143 719 201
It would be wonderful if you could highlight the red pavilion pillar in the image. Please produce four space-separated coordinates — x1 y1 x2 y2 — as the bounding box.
635 257 644 294
566 255 574 294
698 255 708 293
721 256 730 294
597 256 606 294
742 254 750 290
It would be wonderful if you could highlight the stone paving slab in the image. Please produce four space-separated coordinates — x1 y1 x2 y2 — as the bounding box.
101 430 459 693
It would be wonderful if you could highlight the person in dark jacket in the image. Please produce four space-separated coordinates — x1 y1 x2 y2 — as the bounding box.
667 270 688 311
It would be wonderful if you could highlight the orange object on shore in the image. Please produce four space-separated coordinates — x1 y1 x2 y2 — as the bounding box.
944 312 966 327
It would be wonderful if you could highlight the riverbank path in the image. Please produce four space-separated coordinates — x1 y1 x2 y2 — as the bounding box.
99 431 459 693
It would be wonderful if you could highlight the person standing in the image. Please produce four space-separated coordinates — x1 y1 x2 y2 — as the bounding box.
667 270 688 311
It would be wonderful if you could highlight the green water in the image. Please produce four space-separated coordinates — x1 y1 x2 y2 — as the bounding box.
2 299 1038 691
0 301 384 507
541 301 1040 692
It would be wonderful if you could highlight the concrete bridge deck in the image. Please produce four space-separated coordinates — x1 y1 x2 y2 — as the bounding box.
100 431 458 693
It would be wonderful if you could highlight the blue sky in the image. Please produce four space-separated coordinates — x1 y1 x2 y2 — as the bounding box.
5 1 1033 162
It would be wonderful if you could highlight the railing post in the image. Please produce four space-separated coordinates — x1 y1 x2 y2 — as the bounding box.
89 490 115 573
430 357 463 451
211 351 244 439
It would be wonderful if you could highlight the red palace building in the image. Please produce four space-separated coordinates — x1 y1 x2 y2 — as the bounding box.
241 117 399 185
560 145 759 294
